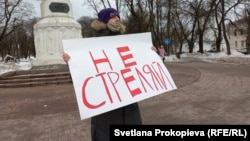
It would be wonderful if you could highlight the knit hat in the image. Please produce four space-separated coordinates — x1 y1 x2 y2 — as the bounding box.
98 8 120 24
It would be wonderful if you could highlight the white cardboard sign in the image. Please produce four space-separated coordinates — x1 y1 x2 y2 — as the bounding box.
62 32 177 120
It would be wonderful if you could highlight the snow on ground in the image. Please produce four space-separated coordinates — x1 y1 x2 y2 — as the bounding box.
0 49 249 76
165 49 250 63
181 49 248 59
0 58 32 75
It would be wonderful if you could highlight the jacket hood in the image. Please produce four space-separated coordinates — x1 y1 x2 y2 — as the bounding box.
90 20 126 34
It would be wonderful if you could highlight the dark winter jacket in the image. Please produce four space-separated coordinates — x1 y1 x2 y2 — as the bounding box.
89 20 142 141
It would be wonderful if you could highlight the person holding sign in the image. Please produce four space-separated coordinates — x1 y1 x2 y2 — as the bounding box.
62 8 157 141
159 45 167 62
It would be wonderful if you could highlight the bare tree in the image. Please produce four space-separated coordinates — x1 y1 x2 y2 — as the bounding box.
121 0 152 33
17 18 37 59
0 0 33 41
195 1 216 53
81 0 244 56
0 0 34 59
177 0 199 53
246 9 250 54
172 0 191 54
82 0 122 16
241 1 250 54
213 0 243 55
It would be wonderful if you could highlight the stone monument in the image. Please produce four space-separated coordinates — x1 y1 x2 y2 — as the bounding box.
33 0 82 66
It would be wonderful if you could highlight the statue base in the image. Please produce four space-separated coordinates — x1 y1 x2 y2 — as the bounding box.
33 0 82 66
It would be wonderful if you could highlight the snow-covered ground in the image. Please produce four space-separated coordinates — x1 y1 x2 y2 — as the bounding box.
0 49 249 76
165 49 250 64
0 58 32 75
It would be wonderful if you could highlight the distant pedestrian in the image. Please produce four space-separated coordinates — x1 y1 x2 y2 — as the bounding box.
159 45 166 62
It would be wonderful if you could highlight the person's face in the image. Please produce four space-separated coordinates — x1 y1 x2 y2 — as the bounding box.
107 16 120 24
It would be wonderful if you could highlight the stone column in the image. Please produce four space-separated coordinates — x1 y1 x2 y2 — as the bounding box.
33 0 82 66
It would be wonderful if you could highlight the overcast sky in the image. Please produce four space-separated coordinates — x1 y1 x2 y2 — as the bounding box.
32 0 94 20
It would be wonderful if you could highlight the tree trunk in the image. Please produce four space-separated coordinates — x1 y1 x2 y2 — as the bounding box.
221 0 231 55
198 30 204 53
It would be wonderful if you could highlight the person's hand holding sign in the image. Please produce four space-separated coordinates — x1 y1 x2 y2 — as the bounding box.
62 52 70 63
151 46 157 51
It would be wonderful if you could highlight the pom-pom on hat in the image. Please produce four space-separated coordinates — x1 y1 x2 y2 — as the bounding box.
98 8 120 24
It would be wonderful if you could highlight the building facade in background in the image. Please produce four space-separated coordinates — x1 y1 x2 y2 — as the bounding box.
229 17 249 51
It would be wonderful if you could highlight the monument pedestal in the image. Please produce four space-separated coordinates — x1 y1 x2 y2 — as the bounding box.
33 0 82 66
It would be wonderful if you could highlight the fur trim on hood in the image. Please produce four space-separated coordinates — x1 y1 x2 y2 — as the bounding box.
90 20 126 34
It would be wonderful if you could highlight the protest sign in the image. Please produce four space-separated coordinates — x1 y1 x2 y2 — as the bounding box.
62 32 177 120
